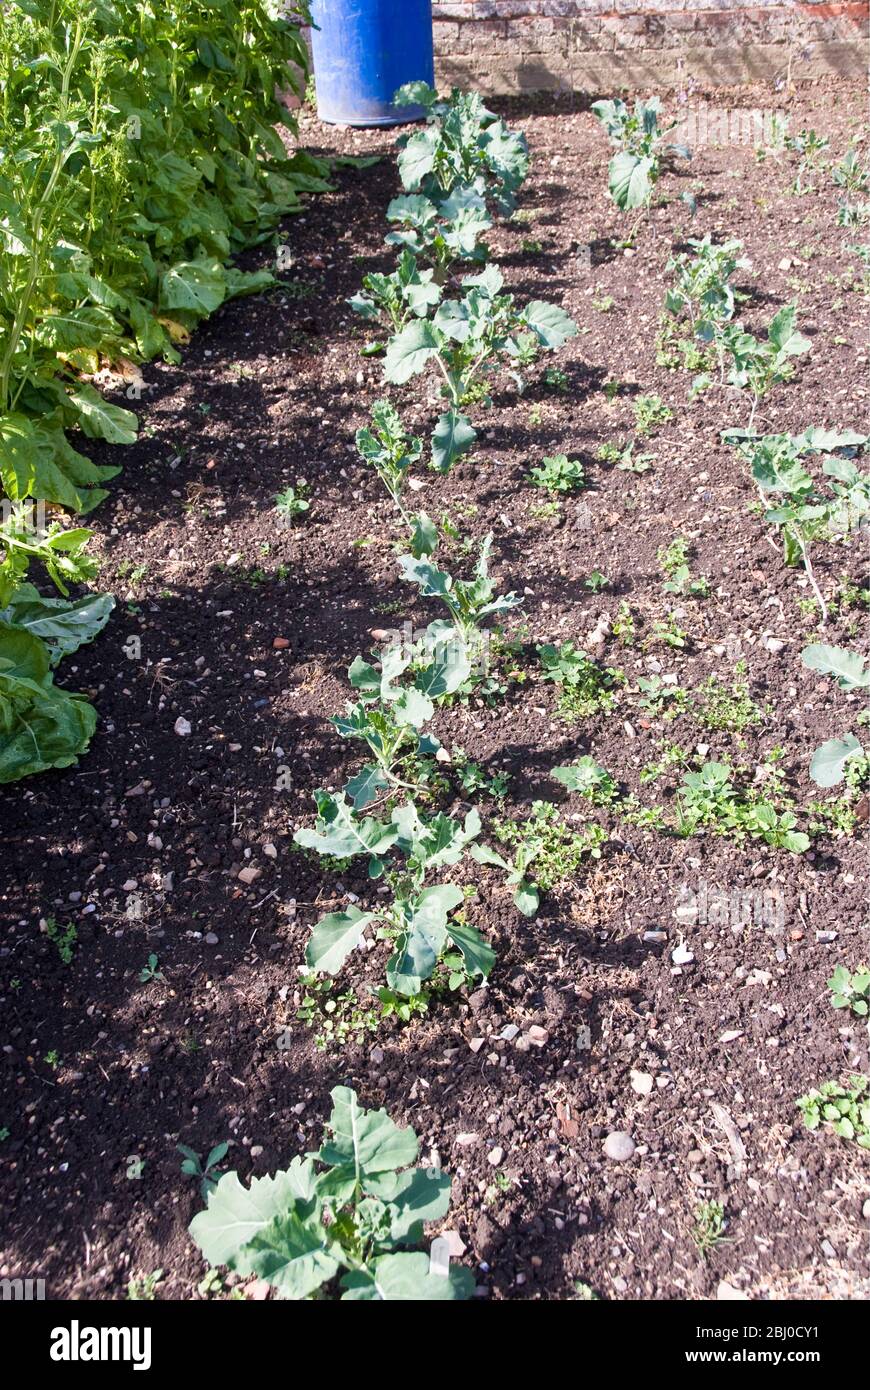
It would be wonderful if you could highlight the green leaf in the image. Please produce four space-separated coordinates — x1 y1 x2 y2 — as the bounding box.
801 643 870 691
447 919 495 980
431 410 477 473
158 260 227 316
609 151 655 209
341 1251 474 1300
188 1161 317 1272
344 763 389 810
66 384 138 444
386 1168 452 1244
397 128 440 190
0 413 120 512
384 319 441 385
0 622 97 781
293 792 398 860
305 906 375 975
522 300 577 349
768 303 811 358
0 586 113 665
809 735 864 788
410 512 438 559
514 881 540 917
317 1086 419 1182
241 1208 342 1299
552 758 612 794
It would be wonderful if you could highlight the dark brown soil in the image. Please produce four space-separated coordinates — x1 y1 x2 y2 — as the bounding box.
1 79 869 1303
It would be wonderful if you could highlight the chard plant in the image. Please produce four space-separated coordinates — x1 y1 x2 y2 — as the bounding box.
591 96 690 217
293 793 494 1001
189 1086 474 1300
801 643 870 788
392 83 529 214
383 264 577 471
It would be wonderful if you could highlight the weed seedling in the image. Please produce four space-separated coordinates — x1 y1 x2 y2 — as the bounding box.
178 1141 230 1201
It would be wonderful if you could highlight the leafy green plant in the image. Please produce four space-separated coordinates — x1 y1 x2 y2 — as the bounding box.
398 532 523 669
384 189 491 277
333 642 470 807
801 642 870 786
663 235 751 339
675 760 809 852
44 916 77 964
293 795 493 1001
552 757 618 805
296 975 380 1050
178 1141 230 1202
274 481 310 525
696 664 760 732
383 264 576 470
591 96 690 213
528 453 585 495
355 401 423 522
139 953 165 984
735 428 869 621
392 83 529 214
692 1201 727 1257
348 247 441 335
189 1085 474 1300
832 148 869 197
827 965 870 1020
657 537 708 597
633 394 672 436
537 641 621 721
480 800 606 914
796 1075 870 1148
710 305 811 426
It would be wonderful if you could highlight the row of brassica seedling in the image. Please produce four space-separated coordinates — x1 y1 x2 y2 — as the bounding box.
291 85 580 1014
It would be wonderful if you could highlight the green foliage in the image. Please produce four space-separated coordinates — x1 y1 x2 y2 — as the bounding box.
274 482 310 525
537 641 621 720
189 1086 474 1300
355 401 423 517
348 247 441 333
663 235 750 338
796 1075 870 1148
383 264 576 466
692 1201 727 1257
0 0 324 521
296 975 380 1050
801 642 869 786
0 621 97 780
696 664 760 732
633 394 672 435
591 97 690 211
294 787 493 1000
552 758 618 804
44 916 77 964
398 532 523 663
528 453 585 495
657 536 708 597
675 760 809 852
489 800 606 903
393 84 529 214
179 1141 229 1202
734 428 869 622
827 965 870 1019
709 304 811 422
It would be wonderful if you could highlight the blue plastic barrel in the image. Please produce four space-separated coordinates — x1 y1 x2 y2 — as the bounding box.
309 0 434 127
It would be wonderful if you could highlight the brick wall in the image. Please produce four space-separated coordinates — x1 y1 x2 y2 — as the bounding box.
432 0 868 91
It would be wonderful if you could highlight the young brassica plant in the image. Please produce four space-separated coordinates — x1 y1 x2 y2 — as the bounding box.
189 1086 474 1300
591 96 690 214
801 643 870 787
734 427 869 622
709 303 810 426
355 400 423 521
397 532 523 668
384 264 576 471
392 83 529 214
335 640 471 808
348 247 441 337
294 793 493 999
385 187 491 278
